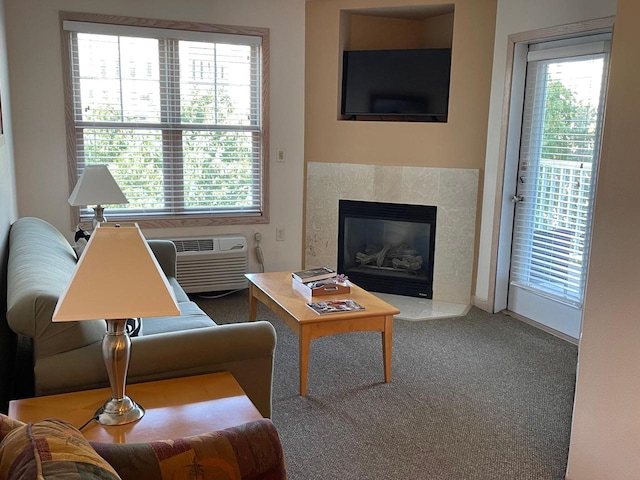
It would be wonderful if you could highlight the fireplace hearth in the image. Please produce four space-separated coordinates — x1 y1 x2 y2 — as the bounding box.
338 200 436 298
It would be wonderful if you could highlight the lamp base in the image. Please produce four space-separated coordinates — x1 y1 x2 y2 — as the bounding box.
95 395 145 426
92 205 107 229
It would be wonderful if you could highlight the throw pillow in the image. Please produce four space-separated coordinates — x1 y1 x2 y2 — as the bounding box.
126 317 142 337
0 418 121 480
74 225 91 257
0 415 25 443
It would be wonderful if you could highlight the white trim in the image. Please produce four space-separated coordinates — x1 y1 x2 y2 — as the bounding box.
495 42 527 313
508 286 581 339
63 20 262 46
527 33 611 61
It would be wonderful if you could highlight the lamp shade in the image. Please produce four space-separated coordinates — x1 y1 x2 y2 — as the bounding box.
52 223 179 322
68 165 129 207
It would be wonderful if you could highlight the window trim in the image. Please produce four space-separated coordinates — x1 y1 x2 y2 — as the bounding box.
60 11 270 229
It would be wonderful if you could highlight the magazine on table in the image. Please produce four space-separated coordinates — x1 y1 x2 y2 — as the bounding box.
306 299 365 315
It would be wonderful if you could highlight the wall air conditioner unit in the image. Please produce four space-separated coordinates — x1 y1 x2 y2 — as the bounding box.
171 235 248 293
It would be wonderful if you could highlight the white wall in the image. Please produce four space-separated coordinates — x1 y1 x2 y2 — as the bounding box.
0 0 16 227
566 0 640 475
474 0 617 308
4 0 306 274
0 0 19 413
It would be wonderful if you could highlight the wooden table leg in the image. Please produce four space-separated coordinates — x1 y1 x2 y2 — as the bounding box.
382 315 393 383
299 326 312 396
248 283 258 321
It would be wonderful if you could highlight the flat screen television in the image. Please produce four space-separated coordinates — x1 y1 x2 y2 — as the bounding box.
340 48 451 122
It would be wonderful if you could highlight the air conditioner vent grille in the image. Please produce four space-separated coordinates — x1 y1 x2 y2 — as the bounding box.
174 239 215 253
169 235 248 293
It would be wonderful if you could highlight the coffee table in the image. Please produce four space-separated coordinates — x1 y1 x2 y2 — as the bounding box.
8 372 262 443
245 271 400 395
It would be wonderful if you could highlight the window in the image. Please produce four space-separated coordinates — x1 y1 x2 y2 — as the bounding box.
61 13 269 227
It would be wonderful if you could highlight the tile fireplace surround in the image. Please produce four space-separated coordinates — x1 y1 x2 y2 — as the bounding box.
305 162 478 320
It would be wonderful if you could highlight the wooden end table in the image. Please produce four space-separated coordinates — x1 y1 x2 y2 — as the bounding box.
246 271 400 396
8 372 262 443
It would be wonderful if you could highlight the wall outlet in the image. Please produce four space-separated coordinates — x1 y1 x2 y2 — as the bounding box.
276 227 285 241
276 148 285 163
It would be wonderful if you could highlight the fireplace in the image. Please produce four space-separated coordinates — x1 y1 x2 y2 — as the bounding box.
337 200 437 298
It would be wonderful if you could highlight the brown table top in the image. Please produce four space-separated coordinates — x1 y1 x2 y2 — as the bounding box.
246 271 400 323
8 372 263 444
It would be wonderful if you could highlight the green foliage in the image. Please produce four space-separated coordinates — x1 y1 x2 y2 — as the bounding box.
541 80 597 162
82 85 255 212
532 77 599 254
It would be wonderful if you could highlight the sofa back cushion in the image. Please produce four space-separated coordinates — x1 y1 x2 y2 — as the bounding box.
6 217 106 360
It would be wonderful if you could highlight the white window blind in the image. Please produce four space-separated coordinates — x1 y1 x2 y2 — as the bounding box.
510 41 608 306
63 17 267 224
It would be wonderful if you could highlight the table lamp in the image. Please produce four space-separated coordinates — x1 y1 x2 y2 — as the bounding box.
68 165 129 228
52 223 180 426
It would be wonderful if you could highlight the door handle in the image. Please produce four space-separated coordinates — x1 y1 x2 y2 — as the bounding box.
512 194 524 204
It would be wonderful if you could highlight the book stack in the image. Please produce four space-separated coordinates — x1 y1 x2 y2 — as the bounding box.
291 266 351 299
291 266 336 283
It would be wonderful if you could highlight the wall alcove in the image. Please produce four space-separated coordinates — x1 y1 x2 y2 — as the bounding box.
338 5 455 123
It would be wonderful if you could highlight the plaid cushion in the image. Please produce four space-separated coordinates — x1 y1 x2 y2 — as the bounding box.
0 417 121 479
0 415 24 442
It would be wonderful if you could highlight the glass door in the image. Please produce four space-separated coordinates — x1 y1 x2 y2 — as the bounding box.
507 36 610 339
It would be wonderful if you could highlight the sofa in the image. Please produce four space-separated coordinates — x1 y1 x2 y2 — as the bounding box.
0 413 287 479
4 217 277 417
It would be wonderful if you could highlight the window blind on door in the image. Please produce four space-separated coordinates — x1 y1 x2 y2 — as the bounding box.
510 47 608 306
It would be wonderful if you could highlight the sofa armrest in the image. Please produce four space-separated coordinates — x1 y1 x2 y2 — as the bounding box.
147 239 177 278
129 321 277 417
34 321 277 417
91 419 287 480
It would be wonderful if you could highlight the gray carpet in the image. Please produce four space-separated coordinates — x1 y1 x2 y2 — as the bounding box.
194 289 577 480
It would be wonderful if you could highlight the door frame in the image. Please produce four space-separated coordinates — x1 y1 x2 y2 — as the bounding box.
487 17 615 333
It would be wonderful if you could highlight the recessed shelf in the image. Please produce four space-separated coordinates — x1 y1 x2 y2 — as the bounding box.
338 5 455 123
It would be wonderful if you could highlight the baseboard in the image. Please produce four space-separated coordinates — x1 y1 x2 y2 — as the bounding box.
472 295 492 313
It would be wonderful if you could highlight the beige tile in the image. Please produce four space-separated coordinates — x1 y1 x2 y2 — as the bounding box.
433 280 472 304
372 292 470 320
400 167 440 205
338 164 375 200
374 165 403 202
438 168 479 208
306 163 478 308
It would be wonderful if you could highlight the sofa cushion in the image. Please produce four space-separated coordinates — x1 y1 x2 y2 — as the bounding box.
7 217 106 358
91 419 286 480
167 276 190 303
0 418 121 480
141 301 216 335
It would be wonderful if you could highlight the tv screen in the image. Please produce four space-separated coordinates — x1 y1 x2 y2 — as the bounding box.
341 48 451 121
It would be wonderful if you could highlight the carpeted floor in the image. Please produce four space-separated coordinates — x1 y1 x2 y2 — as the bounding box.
194 289 578 480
